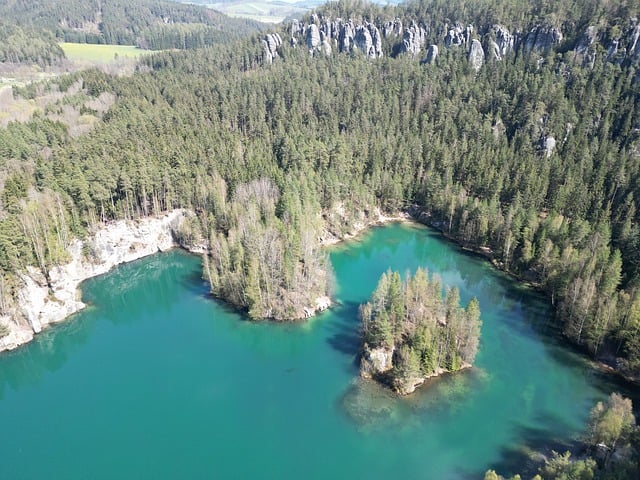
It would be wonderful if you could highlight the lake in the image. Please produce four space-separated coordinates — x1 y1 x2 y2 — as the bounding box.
0 222 625 479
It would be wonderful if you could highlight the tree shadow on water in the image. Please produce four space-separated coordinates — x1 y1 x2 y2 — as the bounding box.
325 301 362 360
463 417 585 479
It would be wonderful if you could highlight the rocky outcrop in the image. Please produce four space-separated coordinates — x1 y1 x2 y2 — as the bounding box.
369 24 383 58
262 33 282 65
320 35 332 56
359 342 471 395
445 23 472 48
568 22 640 67
382 18 403 38
627 24 640 59
306 24 321 52
424 44 438 64
360 344 394 379
354 23 383 58
542 135 556 158
573 26 598 68
284 13 640 72
489 25 515 60
338 20 355 52
522 25 563 53
0 210 190 353
468 39 485 71
393 372 430 396
354 25 373 55
400 21 428 55
303 296 332 318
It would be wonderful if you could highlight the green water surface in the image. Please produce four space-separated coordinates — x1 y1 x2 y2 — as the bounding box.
0 223 627 479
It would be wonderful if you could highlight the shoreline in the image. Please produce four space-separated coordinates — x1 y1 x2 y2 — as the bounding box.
3 206 637 387
0 209 191 353
0 208 336 354
320 210 412 247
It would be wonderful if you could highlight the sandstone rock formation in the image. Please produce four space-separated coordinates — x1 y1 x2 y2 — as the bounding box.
360 345 394 379
262 33 282 64
400 21 428 55
542 136 556 158
306 23 321 52
382 18 403 38
469 39 485 71
489 25 515 60
424 44 438 64
522 25 563 53
445 23 472 47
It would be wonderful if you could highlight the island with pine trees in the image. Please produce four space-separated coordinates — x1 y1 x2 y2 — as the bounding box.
360 268 481 395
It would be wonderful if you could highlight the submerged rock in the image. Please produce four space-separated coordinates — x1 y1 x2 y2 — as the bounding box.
340 378 396 427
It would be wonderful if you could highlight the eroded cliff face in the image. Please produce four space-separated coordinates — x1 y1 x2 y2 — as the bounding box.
0 210 187 352
360 344 394 379
360 343 431 395
360 342 472 395
269 11 640 73
0 207 335 353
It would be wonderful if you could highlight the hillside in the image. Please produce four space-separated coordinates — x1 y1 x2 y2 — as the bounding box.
0 0 265 50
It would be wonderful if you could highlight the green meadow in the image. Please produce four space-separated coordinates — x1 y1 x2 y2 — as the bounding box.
60 43 154 64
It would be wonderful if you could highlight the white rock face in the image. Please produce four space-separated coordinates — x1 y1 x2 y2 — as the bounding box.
1 210 188 353
469 39 485 72
360 345 395 378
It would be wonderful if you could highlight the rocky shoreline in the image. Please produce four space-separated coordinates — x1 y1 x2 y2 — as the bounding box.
0 209 338 354
320 207 411 247
0 206 421 355
0 210 192 353
360 343 472 395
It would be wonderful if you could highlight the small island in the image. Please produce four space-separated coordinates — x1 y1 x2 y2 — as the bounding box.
360 268 481 395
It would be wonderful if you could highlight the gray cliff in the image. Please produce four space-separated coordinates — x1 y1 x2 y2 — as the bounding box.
468 39 485 71
262 33 282 64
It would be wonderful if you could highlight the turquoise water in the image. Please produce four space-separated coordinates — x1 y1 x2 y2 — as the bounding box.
0 223 627 479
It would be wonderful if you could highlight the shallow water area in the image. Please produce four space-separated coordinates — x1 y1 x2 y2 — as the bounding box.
0 222 625 479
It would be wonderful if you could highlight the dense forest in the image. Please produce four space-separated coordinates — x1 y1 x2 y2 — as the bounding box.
1 0 640 372
0 22 65 66
360 268 481 394
0 0 264 51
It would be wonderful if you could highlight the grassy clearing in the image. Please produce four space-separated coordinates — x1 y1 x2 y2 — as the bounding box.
60 43 153 64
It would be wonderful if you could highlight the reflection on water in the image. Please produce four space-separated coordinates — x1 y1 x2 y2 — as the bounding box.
83 249 206 324
0 250 204 397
